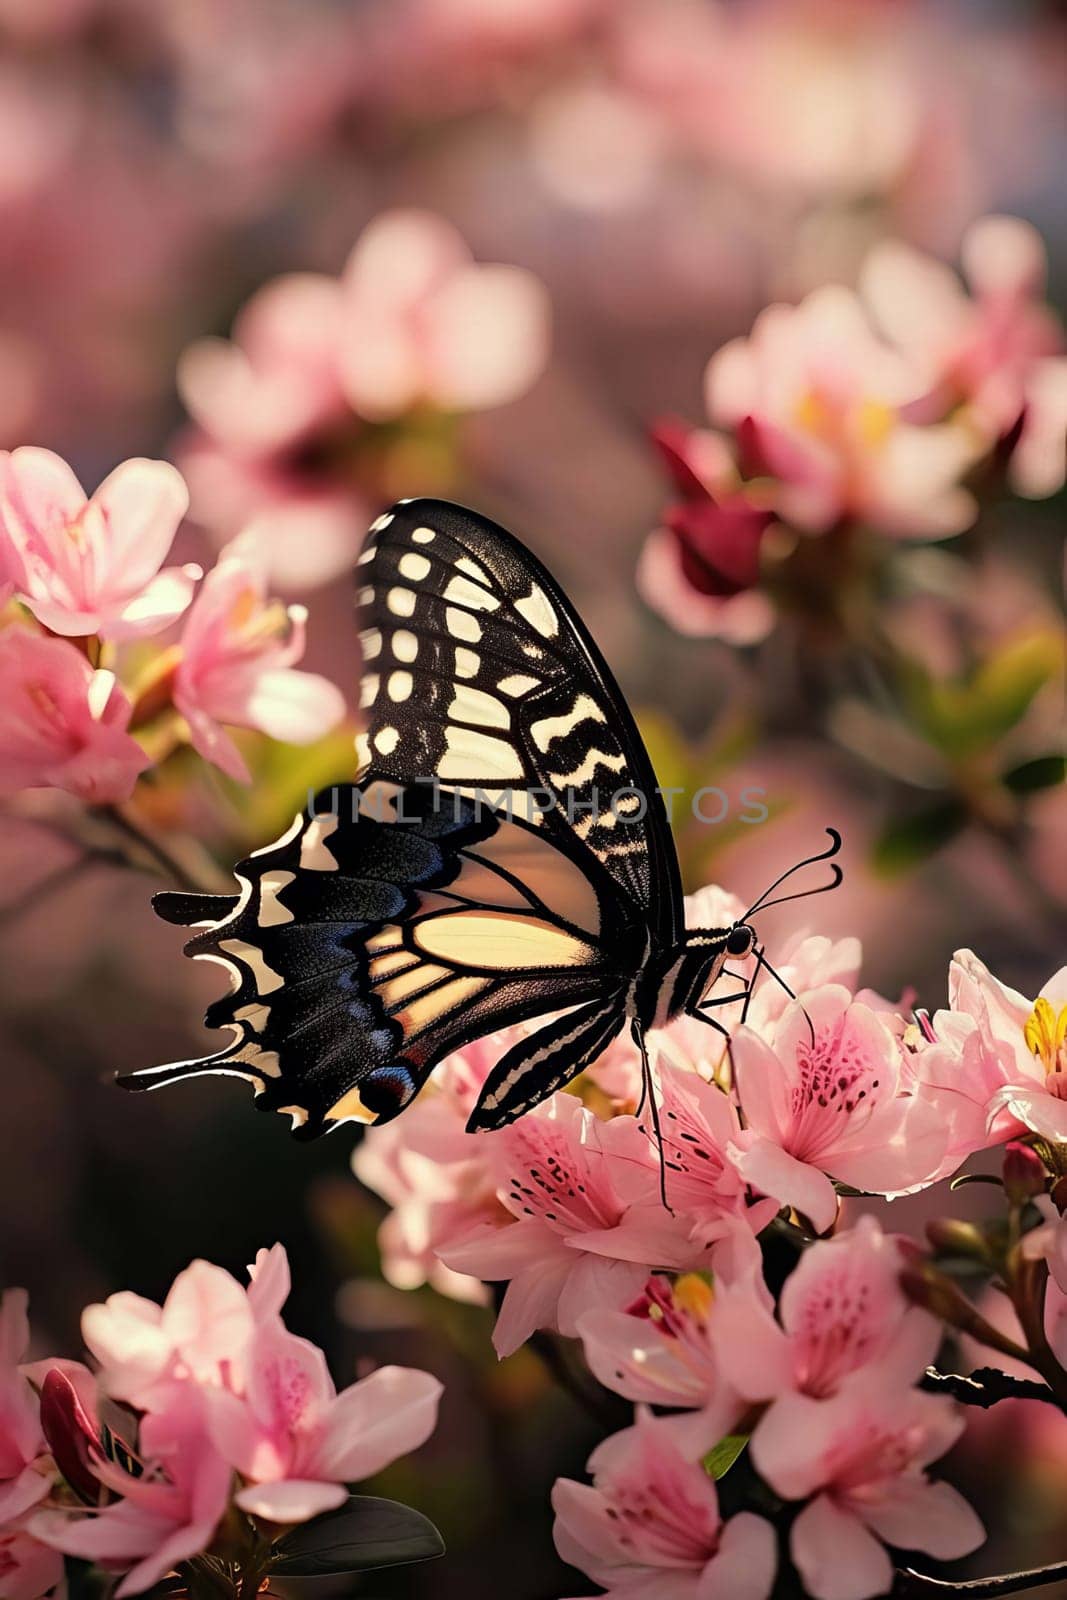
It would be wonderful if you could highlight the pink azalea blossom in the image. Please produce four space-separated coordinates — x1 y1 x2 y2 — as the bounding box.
914 951 1067 1160
205 1322 442 1523
439 1093 658 1357
594 1062 779 1269
704 286 982 539
174 537 346 783
353 1036 522 1304
0 1528 64 1600
82 1246 288 1410
638 420 776 645
0 448 195 639
553 1408 777 1600
862 216 1066 496
577 1267 747 1449
336 209 550 421
752 1385 984 1600
0 630 150 803
0 1292 53 1525
710 1215 939 1406
730 986 947 1233
32 1392 233 1599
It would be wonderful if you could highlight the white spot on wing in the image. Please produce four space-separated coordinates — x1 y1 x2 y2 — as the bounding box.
412 525 436 544
393 629 418 662
444 575 500 611
218 939 285 994
258 870 296 926
515 582 558 639
387 587 416 617
449 684 510 730
375 726 400 755
361 628 382 660
455 647 480 679
300 814 340 871
531 694 605 752
446 606 482 642
388 671 413 701
399 551 431 581
439 728 524 780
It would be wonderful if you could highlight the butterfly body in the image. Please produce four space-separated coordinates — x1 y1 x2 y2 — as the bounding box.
125 498 835 1141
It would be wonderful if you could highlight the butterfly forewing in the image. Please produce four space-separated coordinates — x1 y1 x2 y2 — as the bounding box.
127 498 686 1137
356 499 683 947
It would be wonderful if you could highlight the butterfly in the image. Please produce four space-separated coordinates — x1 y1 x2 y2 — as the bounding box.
122 498 840 1144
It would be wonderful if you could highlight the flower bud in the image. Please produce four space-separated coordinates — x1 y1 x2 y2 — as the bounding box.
1003 1141 1048 1204
925 1218 988 1260
901 1261 981 1328
38 1368 106 1504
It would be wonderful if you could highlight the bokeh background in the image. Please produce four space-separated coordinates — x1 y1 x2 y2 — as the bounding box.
0 1 1064 1595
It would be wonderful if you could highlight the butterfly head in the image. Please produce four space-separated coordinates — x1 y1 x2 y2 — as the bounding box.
724 922 756 959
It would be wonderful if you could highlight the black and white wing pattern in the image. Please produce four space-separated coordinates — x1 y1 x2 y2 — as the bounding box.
355 498 684 948
125 780 643 1135
124 499 684 1138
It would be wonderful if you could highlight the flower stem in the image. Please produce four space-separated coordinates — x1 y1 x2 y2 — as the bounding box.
894 1558 1067 1596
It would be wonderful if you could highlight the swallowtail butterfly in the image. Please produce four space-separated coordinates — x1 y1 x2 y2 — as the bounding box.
122 499 840 1142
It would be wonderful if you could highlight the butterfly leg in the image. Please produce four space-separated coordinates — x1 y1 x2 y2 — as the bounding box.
631 1020 674 1216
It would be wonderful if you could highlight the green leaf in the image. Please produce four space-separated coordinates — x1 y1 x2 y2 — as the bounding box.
702 1434 749 1479
1002 754 1066 794
871 802 967 875
270 1496 444 1577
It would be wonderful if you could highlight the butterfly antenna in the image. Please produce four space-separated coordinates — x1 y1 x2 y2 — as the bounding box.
631 1022 674 1215
746 945 816 1046
744 828 843 919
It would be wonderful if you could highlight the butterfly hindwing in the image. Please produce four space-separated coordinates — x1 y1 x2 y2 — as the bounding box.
125 780 641 1135
356 498 684 949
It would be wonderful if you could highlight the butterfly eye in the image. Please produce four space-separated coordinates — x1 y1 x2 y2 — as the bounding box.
726 924 755 957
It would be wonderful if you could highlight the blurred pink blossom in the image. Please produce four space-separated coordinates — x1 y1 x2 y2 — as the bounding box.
0 449 195 640
0 631 150 803
1023 1198 1067 1369
553 1408 777 1600
915 951 1067 1158
0 1292 52 1525
179 210 549 588
705 286 982 538
206 1324 442 1523
174 537 346 783
337 209 550 421
710 1214 939 1406
0 1527 64 1600
352 1036 518 1304
639 421 776 644
862 216 1067 495
730 986 947 1232
752 1384 984 1600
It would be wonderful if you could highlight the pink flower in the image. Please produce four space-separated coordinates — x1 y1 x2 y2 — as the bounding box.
33 1393 233 1599
0 630 150 803
0 1292 53 1525
752 1385 983 1600
82 1247 288 1410
596 1062 778 1268
206 1323 442 1523
174 538 346 783
705 287 982 539
730 986 947 1233
177 273 364 592
915 951 1067 1158
337 209 550 421
577 1269 746 1449
439 1094 657 1357
710 1215 939 1406
352 1036 516 1304
553 1408 777 1600
0 449 195 639
862 216 1066 495
638 420 776 645
0 1528 64 1600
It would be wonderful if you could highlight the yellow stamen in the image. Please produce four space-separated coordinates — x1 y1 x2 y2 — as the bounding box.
1024 998 1067 1075
857 398 895 447
673 1274 714 1319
